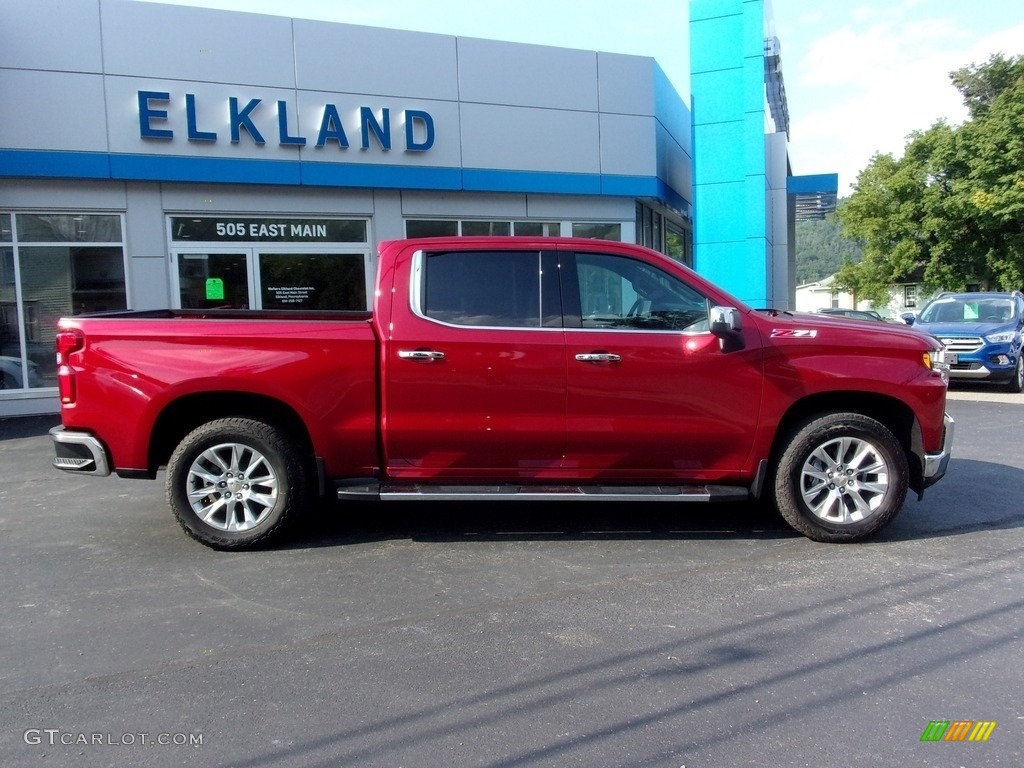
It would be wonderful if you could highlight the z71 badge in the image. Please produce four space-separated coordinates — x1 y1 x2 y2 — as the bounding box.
771 329 818 338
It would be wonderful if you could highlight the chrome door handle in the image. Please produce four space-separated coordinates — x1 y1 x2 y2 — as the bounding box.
575 353 621 363
398 349 446 361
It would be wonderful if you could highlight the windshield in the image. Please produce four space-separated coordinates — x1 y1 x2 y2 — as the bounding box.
919 297 1016 324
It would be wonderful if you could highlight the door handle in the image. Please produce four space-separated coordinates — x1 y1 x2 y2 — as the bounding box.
575 352 621 363
398 349 446 361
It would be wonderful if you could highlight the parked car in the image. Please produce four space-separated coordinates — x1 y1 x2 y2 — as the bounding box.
0 355 43 389
908 291 1024 392
814 308 887 322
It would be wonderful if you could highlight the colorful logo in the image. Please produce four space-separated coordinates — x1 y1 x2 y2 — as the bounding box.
920 720 997 742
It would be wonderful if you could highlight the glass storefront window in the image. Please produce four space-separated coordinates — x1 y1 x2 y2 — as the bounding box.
406 220 459 238
0 213 127 393
259 253 366 310
461 220 511 236
513 222 560 237
408 219 616 239
0 244 27 389
572 222 622 241
17 214 122 243
665 224 690 266
178 253 250 309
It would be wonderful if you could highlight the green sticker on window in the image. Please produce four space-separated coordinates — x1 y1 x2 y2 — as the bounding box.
205 277 225 301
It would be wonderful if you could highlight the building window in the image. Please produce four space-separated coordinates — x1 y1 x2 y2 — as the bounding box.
405 220 460 238
406 219 627 241
636 204 693 265
664 223 692 267
513 221 560 237
170 217 370 311
0 212 126 393
460 220 511 236
904 285 917 308
572 222 621 241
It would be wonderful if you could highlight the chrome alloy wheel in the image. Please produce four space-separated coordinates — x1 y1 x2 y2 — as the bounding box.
799 436 889 524
185 442 280 532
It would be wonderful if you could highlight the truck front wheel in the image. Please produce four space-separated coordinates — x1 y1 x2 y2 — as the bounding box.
773 413 908 542
166 417 309 549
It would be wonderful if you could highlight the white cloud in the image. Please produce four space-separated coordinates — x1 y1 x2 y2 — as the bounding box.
786 8 1024 193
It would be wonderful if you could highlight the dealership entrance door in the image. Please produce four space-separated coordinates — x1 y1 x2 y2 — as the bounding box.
169 217 372 311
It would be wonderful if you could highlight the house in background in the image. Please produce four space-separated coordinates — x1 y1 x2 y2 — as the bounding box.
795 273 930 319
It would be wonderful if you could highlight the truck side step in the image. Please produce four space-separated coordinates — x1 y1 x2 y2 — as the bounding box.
337 482 749 503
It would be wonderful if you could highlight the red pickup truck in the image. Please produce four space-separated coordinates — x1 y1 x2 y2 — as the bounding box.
51 237 953 549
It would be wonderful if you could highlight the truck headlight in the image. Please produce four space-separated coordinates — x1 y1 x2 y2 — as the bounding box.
925 349 950 384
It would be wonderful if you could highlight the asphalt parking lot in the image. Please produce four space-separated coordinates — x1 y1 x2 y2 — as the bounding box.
1 390 1022 767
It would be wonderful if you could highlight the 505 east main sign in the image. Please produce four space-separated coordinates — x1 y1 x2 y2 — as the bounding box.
137 91 436 152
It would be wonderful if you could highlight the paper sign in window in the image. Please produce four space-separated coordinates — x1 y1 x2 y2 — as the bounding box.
205 277 225 301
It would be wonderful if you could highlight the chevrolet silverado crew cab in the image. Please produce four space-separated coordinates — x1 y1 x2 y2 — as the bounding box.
908 291 1024 393
50 237 954 549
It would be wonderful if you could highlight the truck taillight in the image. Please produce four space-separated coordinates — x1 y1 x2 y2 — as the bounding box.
55 329 84 404
56 329 84 365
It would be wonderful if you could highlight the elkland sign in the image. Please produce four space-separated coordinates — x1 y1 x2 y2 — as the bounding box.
137 91 436 152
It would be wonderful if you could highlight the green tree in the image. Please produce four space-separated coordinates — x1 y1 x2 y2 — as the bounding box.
838 54 1024 295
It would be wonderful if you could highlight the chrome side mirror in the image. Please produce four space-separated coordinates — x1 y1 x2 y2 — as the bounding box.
709 306 745 352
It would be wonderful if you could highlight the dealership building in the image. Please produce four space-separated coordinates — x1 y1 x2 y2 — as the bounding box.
0 0 835 416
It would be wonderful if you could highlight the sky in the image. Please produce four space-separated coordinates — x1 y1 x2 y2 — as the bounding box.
136 0 1024 195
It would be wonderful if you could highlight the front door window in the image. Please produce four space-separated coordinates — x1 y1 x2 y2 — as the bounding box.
564 250 761 476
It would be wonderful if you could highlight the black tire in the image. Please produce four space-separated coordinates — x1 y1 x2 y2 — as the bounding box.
166 417 309 550
1002 356 1024 393
772 413 908 542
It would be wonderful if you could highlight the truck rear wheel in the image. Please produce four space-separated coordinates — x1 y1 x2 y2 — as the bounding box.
166 417 309 549
773 413 908 542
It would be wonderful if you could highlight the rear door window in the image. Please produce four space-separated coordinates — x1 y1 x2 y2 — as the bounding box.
419 250 560 328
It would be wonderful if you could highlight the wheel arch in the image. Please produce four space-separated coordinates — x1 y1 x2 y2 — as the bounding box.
766 392 924 495
149 392 318 486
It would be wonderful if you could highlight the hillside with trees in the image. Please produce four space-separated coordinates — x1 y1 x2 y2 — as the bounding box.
835 54 1024 304
795 207 863 284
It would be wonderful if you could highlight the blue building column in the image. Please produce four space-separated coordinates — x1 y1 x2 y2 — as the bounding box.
690 0 771 306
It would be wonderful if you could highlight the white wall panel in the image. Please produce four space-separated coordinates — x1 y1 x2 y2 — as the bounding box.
124 183 166 259
0 71 108 152
401 192 528 218
525 195 633 220
600 115 657 176
294 21 458 101
100 0 295 87
598 53 655 115
457 38 598 111
0 0 103 72
159 184 374 214
129 253 171 310
0 179 127 209
460 104 599 173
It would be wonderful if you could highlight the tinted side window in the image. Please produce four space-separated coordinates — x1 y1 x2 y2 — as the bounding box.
422 250 558 328
575 252 709 331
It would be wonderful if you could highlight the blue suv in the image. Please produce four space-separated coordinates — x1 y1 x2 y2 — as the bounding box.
910 291 1024 392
